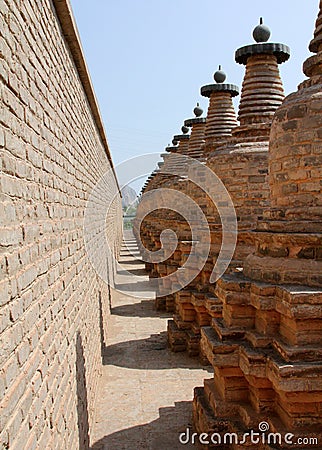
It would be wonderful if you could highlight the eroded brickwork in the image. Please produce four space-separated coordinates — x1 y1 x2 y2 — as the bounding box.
193 5 322 448
0 0 122 448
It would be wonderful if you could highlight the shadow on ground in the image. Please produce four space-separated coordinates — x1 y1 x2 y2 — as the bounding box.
111 299 171 318
119 250 141 256
90 401 196 450
114 279 155 296
117 267 148 276
117 258 143 265
102 330 212 372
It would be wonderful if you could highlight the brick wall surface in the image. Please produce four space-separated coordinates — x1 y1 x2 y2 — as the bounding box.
0 0 122 448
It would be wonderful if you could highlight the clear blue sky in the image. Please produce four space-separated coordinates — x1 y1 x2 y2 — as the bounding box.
70 0 318 190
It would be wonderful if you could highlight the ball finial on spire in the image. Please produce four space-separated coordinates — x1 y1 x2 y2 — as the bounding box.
181 125 189 134
172 138 178 146
214 65 226 83
253 17 271 43
193 102 203 117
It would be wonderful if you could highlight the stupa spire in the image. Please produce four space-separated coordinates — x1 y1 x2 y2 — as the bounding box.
184 102 206 158
173 124 190 154
201 65 239 151
234 18 290 139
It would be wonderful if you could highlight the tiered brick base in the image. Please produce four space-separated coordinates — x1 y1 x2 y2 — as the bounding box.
193 219 322 449
167 143 271 358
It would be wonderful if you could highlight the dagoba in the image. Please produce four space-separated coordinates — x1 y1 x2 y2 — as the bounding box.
233 17 289 140
193 4 322 447
167 68 240 354
137 61 239 283
168 20 290 359
184 103 207 159
201 65 239 156
135 124 194 308
152 107 208 310
172 125 190 154
204 19 290 263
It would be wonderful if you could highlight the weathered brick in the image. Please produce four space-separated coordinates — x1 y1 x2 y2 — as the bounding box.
0 226 23 246
1 1 122 448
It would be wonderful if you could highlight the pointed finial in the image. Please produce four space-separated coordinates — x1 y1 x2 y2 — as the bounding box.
193 102 203 117
214 65 226 83
253 17 271 43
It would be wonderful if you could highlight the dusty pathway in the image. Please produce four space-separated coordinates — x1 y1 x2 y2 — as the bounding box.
91 231 211 450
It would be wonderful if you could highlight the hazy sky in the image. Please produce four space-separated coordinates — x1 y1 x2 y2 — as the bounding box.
70 0 318 190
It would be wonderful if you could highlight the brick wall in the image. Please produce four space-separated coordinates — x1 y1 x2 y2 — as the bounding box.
269 82 322 218
0 0 122 448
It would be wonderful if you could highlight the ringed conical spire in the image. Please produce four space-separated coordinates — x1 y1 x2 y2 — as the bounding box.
201 65 239 147
234 18 290 138
173 124 190 154
184 102 206 158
